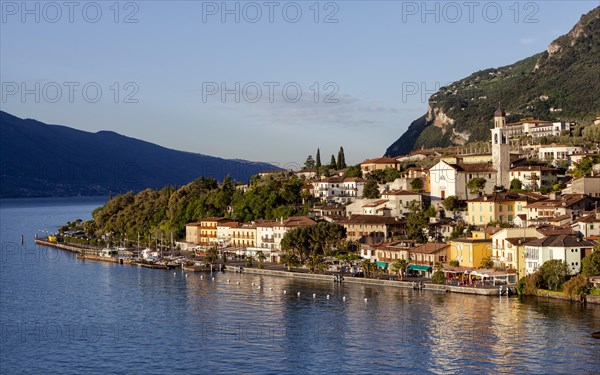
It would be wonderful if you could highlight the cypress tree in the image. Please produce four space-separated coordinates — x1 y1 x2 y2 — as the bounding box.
339 146 346 169
315 148 321 170
330 155 336 169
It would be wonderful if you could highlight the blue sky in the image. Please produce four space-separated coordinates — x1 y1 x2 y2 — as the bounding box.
2 0 598 168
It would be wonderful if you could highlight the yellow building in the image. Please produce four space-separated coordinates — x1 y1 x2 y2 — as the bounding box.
467 192 546 226
505 237 537 278
185 222 202 244
187 217 233 245
231 225 257 248
360 157 398 174
448 238 492 268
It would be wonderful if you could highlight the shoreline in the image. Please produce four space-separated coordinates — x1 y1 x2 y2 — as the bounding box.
35 239 600 304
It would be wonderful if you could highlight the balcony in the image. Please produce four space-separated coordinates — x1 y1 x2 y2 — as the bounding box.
261 237 275 243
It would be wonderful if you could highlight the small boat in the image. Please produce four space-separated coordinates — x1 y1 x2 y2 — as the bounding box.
592 331 600 339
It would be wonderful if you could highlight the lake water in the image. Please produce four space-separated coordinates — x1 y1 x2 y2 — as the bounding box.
1 198 599 374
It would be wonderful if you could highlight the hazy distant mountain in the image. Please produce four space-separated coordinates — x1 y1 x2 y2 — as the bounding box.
385 6 600 157
0 111 279 198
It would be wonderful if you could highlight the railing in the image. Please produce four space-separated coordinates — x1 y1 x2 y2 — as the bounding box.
261 237 275 243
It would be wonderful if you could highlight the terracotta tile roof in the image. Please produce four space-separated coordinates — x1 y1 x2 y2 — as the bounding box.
344 215 405 225
535 226 577 236
383 189 424 196
524 234 594 247
469 192 545 203
361 157 398 165
412 243 449 254
525 194 589 209
281 216 316 228
450 238 492 244
505 237 537 246
450 163 496 172
362 199 389 208
199 217 231 223
510 165 559 172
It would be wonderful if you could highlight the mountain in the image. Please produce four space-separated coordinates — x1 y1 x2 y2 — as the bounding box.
0 111 279 198
386 6 600 157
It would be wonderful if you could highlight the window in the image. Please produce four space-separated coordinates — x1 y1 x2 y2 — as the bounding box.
499 205 503 212
591 224 594 230
508 215 513 222
508 206 513 211
489 206 492 212
499 215 503 222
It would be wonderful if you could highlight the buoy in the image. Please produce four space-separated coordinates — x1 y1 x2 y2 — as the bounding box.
297 292 301 297
258 286 261 289
252 282 255 286
236 281 240 285
326 295 330 299
200 276 203 279
185 274 188 278
212 277 215 281
364 298 368 303
283 290 287 294
173 272 176 276
342 296 346 301
313 293 316 298
227 279 230 283
269 287 273 291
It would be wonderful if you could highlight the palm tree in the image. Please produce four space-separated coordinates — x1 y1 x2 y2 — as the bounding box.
307 253 326 274
280 251 300 272
394 259 409 280
360 259 373 278
256 250 266 269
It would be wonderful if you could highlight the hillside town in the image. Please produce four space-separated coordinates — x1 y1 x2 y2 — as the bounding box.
177 107 600 295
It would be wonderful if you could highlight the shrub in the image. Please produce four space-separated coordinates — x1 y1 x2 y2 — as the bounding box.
449 260 459 267
432 271 445 284
563 274 590 297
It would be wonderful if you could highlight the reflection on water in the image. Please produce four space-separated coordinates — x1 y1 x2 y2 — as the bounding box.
1 198 599 374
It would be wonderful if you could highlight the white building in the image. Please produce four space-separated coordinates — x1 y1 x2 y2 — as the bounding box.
509 165 559 190
524 235 595 275
312 177 365 203
505 120 572 139
538 145 585 167
381 190 429 216
429 160 496 201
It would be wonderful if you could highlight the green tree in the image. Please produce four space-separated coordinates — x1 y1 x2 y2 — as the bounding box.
432 271 445 284
406 203 428 243
329 155 337 169
467 177 487 196
360 259 376 278
582 123 600 143
384 167 400 182
205 245 218 264
582 247 600 276
362 178 380 199
442 196 459 211
573 157 594 178
315 148 321 170
449 260 460 267
537 259 569 291
410 178 423 192
337 146 346 169
391 259 408 280
344 165 362 178
509 178 522 191
563 274 590 297
280 251 300 271
256 250 266 269
480 256 494 269
305 155 315 169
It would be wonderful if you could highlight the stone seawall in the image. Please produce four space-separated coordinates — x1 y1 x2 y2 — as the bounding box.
233 267 502 296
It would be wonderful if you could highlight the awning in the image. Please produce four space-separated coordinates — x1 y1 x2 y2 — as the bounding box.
408 264 432 272
376 261 388 268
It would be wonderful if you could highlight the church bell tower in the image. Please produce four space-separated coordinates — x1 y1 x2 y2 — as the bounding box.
491 104 510 188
